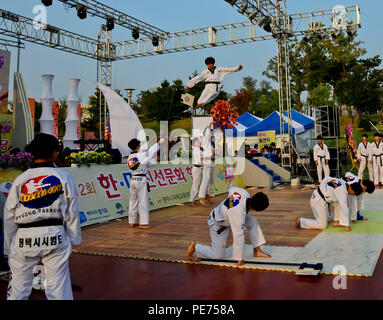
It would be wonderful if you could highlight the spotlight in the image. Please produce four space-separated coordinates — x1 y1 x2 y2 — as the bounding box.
317 32 327 40
248 10 258 21
238 1 248 14
225 0 237 5
41 0 53 6
106 17 114 31
76 4 87 19
302 34 312 42
132 28 140 40
331 31 341 39
152 36 159 47
258 16 272 33
347 28 357 37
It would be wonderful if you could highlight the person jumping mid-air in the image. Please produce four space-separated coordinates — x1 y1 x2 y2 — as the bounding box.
186 57 243 109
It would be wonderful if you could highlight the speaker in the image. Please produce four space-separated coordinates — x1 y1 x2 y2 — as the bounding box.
315 106 340 138
328 147 339 177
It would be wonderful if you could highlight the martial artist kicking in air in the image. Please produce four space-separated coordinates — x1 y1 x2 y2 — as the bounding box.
357 134 373 180
187 186 271 266
4 133 82 300
186 57 243 108
127 138 166 229
371 133 383 186
296 175 362 232
313 135 330 183
188 137 204 206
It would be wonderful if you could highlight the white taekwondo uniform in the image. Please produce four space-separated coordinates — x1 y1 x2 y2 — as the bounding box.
127 143 159 225
313 143 330 183
187 66 241 106
300 176 350 230
199 126 216 199
195 187 266 261
371 141 383 185
4 163 81 300
328 172 359 223
357 141 373 180
189 146 204 202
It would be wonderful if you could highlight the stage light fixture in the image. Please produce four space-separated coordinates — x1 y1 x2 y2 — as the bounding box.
132 28 140 40
248 10 258 21
106 17 115 31
347 28 357 37
317 32 327 40
76 4 87 19
41 0 53 6
331 31 341 39
238 1 248 14
302 33 312 42
152 36 159 47
225 0 237 5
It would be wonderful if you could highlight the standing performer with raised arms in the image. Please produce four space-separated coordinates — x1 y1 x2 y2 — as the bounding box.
313 135 330 183
357 134 373 180
186 57 243 109
127 138 166 229
4 133 82 300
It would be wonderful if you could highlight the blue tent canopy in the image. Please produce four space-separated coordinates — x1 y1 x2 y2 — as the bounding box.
237 112 263 128
245 111 305 136
284 109 314 130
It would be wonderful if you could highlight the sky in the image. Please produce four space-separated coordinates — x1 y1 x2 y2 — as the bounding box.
2 0 383 105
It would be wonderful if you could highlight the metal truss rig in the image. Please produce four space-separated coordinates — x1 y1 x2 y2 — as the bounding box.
56 0 166 37
0 5 361 60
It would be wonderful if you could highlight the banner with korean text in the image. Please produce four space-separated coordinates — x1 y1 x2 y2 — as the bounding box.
62 163 243 227
258 130 276 149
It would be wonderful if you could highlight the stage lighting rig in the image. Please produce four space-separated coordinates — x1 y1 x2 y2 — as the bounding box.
152 36 159 47
76 4 87 19
225 0 238 5
238 1 248 14
106 17 114 31
132 28 140 40
41 0 53 6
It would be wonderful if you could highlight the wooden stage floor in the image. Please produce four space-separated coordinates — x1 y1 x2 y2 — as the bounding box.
74 186 320 260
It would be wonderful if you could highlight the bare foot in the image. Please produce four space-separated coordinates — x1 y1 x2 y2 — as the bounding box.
362 217 368 221
254 247 271 258
188 202 197 207
333 221 341 227
345 226 351 232
129 223 138 228
139 225 152 230
206 194 211 201
199 199 209 207
296 217 301 229
352 220 357 224
186 242 201 262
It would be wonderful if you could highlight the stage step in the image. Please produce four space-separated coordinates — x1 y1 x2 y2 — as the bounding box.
250 158 281 183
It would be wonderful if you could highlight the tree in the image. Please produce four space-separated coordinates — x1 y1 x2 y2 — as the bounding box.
229 89 252 115
307 83 334 108
137 79 190 124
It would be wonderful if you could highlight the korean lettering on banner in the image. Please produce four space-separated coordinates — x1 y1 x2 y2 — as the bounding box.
96 172 122 199
149 166 190 190
78 180 97 198
258 130 276 149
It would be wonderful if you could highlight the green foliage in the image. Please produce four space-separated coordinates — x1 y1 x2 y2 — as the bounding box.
69 151 112 167
358 117 374 131
308 83 334 107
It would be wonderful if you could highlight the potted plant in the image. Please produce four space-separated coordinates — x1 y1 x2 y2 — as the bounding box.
0 152 34 171
69 151 113 167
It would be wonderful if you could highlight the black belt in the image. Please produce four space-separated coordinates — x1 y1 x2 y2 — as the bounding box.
194 165 202 168
317 188 328 203
205 81 220 91
133 174 146 177
18 219 63 229
361 154 369 158
211 211 227 234
373 154 383 166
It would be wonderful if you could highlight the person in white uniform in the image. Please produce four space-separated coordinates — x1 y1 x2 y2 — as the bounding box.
187 187 271 266
186 57 243 108
188 138 204 206
328 174 375 224
127 138 166 229
296 175 362 232
198 122 216 206
357 134 373 180
313 135 330 183
4 133 82 300
371 133 383 186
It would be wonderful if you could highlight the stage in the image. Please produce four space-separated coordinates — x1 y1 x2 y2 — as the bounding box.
2 185 383 300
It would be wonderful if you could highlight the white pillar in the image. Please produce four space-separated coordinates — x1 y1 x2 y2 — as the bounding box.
63 78 80 149
40 74 55 135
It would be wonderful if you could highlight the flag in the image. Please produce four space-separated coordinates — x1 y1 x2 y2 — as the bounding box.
104 114 111 141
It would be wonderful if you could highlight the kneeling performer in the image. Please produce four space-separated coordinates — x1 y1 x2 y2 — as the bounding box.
187 186 271 266
296 176 362 232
